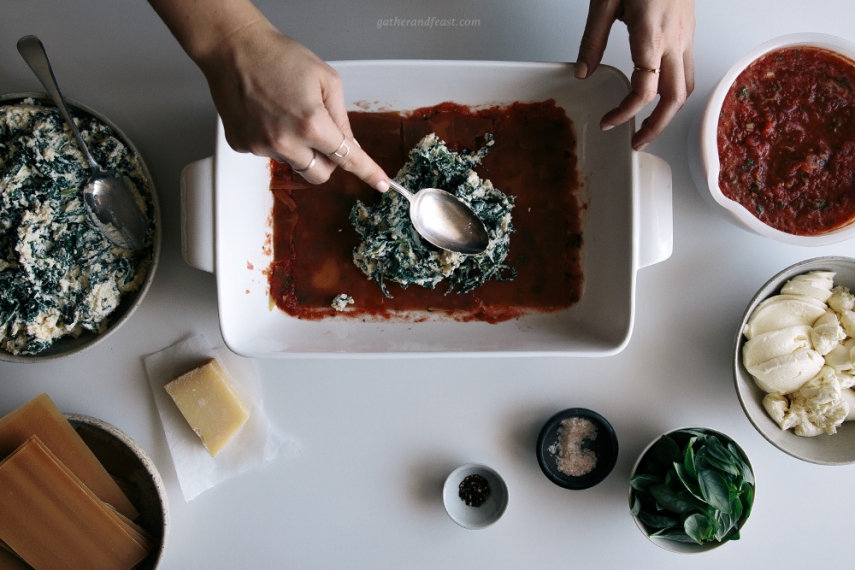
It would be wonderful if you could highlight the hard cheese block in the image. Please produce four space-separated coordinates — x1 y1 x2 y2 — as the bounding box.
0 394 138 520
0 436 149 570
164 358 250 457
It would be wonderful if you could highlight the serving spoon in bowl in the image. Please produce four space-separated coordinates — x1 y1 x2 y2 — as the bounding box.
17 35 149 251
386 180 489 255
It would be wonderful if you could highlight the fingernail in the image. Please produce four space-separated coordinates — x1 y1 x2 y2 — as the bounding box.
574 62 588 79
634 142 649 152
375 180 389 193
601 123 614 131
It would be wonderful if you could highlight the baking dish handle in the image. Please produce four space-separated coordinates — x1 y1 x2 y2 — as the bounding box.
180 156 215 273
636 151 673 269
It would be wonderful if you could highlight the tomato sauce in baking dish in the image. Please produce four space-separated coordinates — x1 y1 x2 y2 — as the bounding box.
267 101 583 323
718 46 855 235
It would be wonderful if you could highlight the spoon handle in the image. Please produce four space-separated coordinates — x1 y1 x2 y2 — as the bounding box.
17 35 101 172
387 180 415 202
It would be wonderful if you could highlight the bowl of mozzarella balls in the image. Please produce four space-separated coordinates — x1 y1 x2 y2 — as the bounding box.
734 257 855 464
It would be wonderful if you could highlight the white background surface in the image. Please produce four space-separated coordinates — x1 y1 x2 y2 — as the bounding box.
2 1 855 568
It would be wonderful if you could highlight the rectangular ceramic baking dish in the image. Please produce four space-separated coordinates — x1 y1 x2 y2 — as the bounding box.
181 61 672 357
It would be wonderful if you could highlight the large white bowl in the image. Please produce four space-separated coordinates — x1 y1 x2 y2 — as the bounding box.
0 92 161 362
734 256 855 465
692 33 855 246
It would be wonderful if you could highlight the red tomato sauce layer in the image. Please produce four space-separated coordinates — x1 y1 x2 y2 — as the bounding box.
718 46 855 235
268 101 582 324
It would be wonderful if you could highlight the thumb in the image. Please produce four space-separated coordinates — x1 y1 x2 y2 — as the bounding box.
575 0 621 79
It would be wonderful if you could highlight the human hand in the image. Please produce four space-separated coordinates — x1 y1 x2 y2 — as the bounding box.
198 21 388 190
575 0 696 150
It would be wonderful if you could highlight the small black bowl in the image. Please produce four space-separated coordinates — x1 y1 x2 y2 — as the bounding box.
536 408 618 489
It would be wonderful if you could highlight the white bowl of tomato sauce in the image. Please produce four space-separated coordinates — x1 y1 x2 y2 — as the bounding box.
697 33 855 245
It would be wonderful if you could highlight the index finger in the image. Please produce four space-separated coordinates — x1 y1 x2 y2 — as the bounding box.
321 129 389 193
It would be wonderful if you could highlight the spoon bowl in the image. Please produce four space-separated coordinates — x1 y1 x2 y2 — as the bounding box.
387 180 489 254
17 35 149 250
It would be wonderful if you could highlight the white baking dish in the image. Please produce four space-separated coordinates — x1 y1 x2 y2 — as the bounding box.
182 61 672 357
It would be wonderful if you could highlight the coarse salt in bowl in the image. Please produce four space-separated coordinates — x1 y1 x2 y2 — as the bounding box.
535 408 618 490
694 33 855 245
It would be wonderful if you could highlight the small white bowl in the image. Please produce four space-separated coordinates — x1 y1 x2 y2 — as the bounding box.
692 33 855 245
66 414 169 569
734 256 855 465
442 463 508 530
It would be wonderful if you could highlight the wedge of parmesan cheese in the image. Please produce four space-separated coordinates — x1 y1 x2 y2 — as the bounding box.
164 359 250 458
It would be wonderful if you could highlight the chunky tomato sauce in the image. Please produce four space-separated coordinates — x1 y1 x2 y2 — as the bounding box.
718 47 855 235
268 101 582 323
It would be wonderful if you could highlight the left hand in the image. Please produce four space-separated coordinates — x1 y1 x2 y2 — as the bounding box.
575 0 696 150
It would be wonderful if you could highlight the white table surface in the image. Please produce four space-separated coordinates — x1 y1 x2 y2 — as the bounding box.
2 1 855 568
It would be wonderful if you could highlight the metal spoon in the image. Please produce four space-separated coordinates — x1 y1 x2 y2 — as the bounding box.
17 35 149 250
387 180 489 255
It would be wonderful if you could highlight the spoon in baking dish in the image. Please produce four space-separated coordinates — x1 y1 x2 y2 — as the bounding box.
17 35 149 250
387 180 489 255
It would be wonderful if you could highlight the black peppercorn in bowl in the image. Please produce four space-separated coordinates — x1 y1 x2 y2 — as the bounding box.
536 408 618 490
442 463 508 530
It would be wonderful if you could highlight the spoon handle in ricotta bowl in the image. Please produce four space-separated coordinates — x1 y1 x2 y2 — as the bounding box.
16 35 101 173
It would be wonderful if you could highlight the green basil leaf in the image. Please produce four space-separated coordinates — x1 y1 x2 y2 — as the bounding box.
684 513 715 545
649 435 682 472
630 494 642 516
725 526 741 541
630 473 663 491
651 528 698 543
728 443 755 486
683 437 698 479
712 511 730 542
674 462 704 501
678 428 710 439
650 483 699 514
698 468 732 513
697 448 740 477
730 493 744 523
741 482 755 519
638 511 680 530
713 501 741 542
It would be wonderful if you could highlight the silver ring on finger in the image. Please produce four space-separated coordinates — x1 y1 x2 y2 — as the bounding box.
633 66 660 75
295 151 317 174
329 135 350 158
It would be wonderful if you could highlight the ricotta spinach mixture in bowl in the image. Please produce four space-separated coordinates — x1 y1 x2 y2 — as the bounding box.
350 133 515 297
0 99 153 355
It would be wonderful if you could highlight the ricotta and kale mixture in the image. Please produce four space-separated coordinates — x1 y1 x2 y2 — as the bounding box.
350 133 515 298
0 99 152 355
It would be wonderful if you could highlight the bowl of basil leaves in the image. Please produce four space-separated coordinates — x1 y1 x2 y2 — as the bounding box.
628 427 755 553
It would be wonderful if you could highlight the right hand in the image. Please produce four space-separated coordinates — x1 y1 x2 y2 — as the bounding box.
198 20 389 191
575 0 696 150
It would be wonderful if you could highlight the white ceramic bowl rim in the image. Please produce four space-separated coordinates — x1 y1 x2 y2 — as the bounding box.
702 33 855 246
